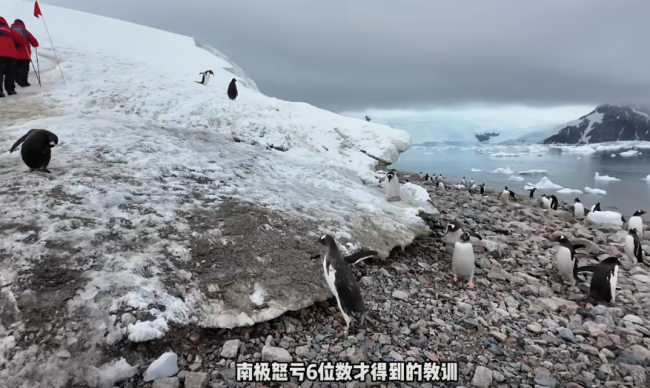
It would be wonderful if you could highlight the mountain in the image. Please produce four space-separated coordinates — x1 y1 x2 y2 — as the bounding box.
542 104 650 144
0 2 433 386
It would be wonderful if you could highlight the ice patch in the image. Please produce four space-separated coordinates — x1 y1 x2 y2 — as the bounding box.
491 152 519 157
578 111 605 143
595 172 621 181
127 318 169 342
508 175 524 181
249 284 266 306
588 210 622 225
491 166 513 174
471 168 482 172
518 169 547 175
585 187 607 195
96 358 138 388
143 352 179 382
556 188 583 194
646 174 650 182
557 145 596 154
526 177 563 190
620 150 641 157
402 182 431 203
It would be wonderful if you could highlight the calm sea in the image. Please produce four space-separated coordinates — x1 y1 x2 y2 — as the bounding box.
390 146 650 217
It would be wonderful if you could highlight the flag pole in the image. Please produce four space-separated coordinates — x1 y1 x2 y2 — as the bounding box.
34 1 67 90
31 48 42 87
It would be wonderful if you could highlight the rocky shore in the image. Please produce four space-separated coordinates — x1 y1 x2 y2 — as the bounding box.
14 175 650 388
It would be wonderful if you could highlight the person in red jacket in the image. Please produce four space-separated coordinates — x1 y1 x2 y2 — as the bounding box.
11 19 39 87
0 16 27 97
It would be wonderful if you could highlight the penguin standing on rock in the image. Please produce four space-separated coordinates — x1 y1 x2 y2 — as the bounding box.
461 177 466 186
452 232 476 289
589 257 621 304
227 78 238 100
479 183 485 195
497 186 510 204
554 235 595 292
419 172 424 180
10 129 59 173
528 187 537 198
437 181 445 190
436 174 443 183
541 195 551 209
385 170 401 201
627 210 646 235
470 178 474 186
573 198 585 219
550 195 559 210
196 70 214 85
315 235 365 331
444 220 483 255
624 228 645 265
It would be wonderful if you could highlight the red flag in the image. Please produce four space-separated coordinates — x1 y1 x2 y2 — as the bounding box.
34 1 42 19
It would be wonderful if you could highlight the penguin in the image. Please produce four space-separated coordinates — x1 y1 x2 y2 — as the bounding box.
550 195 559 210
497 186 510 204
469 184 477 193
470 178 474 186
227 78 238 100
315 235 365 331
591 202 601 213
344 250 379 265
436 174 443 183
423 173 430 183
452 232 476 289
541 194 551 209
10 129 59 173
419 172 424 180
444 220 483 255
437 181 445 190
554 235 595 292
385 170 401 200
508 189 517 201
627 210 646 235
196 70 214 85
624 228 645 265
589 257 621 304
461 177 466 186
479 183 485 195
573 198 585 219
528 187 537 198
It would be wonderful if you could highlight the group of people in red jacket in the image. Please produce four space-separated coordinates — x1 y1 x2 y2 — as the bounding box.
0 16 39 98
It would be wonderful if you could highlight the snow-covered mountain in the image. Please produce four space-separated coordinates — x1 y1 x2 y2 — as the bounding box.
542 104 650 144
0 2 431 386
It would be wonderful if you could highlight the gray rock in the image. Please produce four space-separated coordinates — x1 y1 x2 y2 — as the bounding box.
471 366 493 388
632 274 650 283
262 345 292 363
359 276 374 287
534 374 558 388
580 343 599 356
392 290 409 301
121 313 137 326
461 317 479 330
526 323 543 334
221 339 241 358
152 378 179 388
184 372 209 388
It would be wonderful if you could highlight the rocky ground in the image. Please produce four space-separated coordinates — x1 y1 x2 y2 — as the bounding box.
5 176 650 388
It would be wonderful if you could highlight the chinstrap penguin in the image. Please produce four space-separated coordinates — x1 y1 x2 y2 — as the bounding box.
573 198 585 219
444 220 482 255
627 210 646 235
385 170 401 201
554 235 595 292
196 70 214 85
10 129 59 173
624 228 645 265
316 235 365 331
227 78 238 100
528 187 537 198
452 232 476 289
589 257 620 304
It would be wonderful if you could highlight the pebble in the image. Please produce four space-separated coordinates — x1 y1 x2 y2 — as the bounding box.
183 372 209 388
221 339 241 358
261 345 292 362
471 366 493 388
152 378 179 388
392 290 409 300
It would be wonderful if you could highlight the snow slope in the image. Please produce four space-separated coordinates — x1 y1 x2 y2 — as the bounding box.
0 2 426 386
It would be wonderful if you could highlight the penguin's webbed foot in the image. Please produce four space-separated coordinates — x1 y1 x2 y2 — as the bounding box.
452 276 458 283
467 280 475 289
41 168 52 173
568 285 575 292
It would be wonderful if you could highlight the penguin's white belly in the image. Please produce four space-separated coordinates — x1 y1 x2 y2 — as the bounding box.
203 73 211 85
500 191 509 204
624 235 636 263
629 217 644 234
452 242 475 277
386 178 400 197
542 198 550 209
610 265 619 303
556 247 574 279
574 203 584 218
323 256 338 298
444 229 461 245
437 182 444 189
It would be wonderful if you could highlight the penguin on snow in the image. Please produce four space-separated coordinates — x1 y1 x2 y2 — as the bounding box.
452 232 476 289
497 186 511 204
196 70 214 85
10 129 59 173
385 170 401 201
227 78 238 100
627 210 646 235
573 198 585 219
528 187 537 198
541 194 551 209
316 235 365 331
554 235 596 292
589 257 621 304
444 220 482 255
550 195 559 210
624 228 645 265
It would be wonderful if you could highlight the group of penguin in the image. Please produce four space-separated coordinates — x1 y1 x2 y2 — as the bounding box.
321 170 647 332
7 73 241 173
418 172 487 195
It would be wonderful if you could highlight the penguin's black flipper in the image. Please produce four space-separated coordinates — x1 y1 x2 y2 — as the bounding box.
573 244 586 250
576 265 597 273
195 81 202 84
9 129 37 153
467 230 483 240
344 250 378 265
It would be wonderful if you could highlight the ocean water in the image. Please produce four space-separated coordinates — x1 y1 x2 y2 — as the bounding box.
390 145 650 217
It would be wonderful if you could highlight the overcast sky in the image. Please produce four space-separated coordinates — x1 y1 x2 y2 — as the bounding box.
43 0 650 112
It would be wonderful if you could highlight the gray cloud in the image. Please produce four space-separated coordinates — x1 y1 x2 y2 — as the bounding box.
42 0 650 111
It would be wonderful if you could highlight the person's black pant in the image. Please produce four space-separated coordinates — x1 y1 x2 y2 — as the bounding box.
0 57 17 93
15 60 30 86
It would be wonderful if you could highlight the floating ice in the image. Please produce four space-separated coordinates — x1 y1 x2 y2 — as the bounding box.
491 166 513 174
585 187 607 195
508 175 524 181
518 169 547 175
620 150 641 157
526 177 563 190
491 152 519 157
471 168 482 172
557 145 596 154
556 188 583 194
594 172 621 181
646 174 650 182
